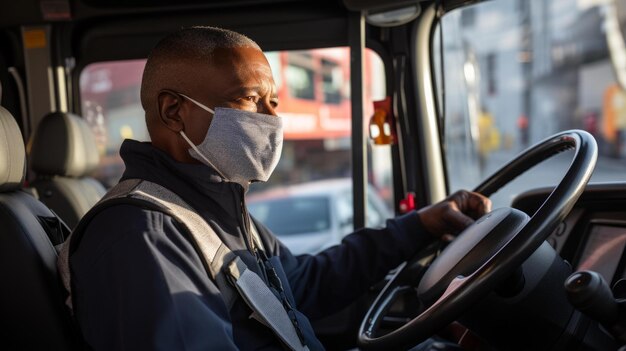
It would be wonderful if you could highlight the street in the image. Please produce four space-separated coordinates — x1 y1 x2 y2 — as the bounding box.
449 146 626 209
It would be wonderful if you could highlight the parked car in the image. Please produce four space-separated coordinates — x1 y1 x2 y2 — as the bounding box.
248 178 392 255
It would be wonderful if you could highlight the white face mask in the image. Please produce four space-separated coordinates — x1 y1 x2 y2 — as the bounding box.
177 93 283 190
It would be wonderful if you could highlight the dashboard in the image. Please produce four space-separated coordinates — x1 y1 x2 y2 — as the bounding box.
512 183 626 286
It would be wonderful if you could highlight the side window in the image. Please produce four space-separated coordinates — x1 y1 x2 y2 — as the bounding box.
80 60 147 187
249 48 391 254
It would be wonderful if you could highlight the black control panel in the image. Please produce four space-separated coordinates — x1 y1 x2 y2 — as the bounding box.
512 183 626 285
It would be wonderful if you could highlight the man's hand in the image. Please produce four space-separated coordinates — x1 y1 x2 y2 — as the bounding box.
417 190 491 240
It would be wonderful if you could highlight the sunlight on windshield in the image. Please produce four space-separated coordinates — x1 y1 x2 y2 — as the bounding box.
436 0 626 208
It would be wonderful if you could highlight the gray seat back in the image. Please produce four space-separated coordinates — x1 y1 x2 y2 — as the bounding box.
0 106 78 349
30 112 106 228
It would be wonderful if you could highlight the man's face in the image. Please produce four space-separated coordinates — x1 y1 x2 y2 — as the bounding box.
180 46 279 146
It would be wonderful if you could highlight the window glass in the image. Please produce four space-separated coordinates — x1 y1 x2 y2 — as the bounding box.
366 196 383 228
80 59 147 187
286 52 315 100
247 197 331 235
322 59 343 104
368 51 393 215
436 0 626 208
336 190 354 227
80 47 389 255
247 48 391 255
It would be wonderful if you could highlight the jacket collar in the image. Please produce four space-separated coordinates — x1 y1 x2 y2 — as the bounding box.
119 139 244 221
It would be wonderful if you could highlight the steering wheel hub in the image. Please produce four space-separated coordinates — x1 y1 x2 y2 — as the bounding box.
418 207 529 305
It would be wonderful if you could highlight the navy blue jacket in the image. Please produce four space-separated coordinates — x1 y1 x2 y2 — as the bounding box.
70 140 431 350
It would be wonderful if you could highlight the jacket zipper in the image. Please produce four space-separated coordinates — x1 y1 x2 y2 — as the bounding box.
236 185 269 283
236 186 307 346
241 198 255 251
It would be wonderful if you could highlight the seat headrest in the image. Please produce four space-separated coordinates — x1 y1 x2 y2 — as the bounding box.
0 106 26 192
30 112 100 177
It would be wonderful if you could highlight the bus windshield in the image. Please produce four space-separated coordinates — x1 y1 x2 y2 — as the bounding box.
437 0 626 208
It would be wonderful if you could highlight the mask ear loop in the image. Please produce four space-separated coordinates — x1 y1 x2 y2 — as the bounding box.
178 93 215 114
178 130 228 180
158 90 228 180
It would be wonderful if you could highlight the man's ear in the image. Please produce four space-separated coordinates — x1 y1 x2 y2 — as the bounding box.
157 90 185 132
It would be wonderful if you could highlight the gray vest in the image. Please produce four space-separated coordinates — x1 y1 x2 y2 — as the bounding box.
58 179 309 351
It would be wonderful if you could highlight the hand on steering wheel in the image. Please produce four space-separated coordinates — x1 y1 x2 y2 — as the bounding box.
358 130 597 350
417 190 492 242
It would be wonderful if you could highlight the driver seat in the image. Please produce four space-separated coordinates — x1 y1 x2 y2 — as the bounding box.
0 106 79 349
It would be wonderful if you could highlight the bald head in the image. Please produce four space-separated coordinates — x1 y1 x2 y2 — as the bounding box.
140 26 260 117
140 26 278 164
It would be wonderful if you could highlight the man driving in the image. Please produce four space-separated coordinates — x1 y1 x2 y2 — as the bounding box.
65 26 491 350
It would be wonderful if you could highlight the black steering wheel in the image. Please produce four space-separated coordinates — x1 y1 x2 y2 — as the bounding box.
357 130 597 350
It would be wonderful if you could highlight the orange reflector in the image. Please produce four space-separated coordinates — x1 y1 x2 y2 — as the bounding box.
369 97 396 145
23 30 47 49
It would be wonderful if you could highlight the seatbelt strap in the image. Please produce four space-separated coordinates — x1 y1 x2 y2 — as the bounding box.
61 179 308 351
